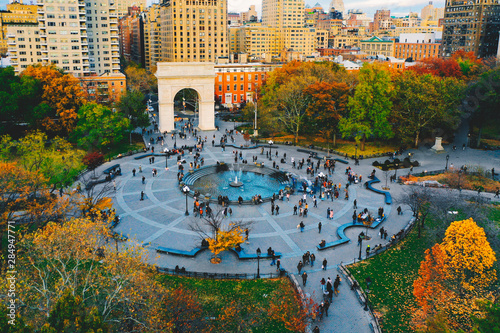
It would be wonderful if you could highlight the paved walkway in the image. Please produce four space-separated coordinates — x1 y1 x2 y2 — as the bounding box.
94 115 499 333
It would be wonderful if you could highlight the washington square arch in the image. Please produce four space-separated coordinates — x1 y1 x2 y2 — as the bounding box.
156 62 216 132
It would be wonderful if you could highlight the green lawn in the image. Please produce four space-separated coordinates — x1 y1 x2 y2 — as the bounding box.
106 133 145 159
157 275 303 333
348 226 432 333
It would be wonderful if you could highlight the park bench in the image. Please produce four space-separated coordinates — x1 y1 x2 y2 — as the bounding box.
317 216 387 251
365 176 392 205
231 247 282 260
103 164 121 175
156 246 207 257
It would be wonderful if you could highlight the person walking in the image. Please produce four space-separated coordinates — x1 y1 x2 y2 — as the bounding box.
322 258 327 270
397 206 402 215
275 205 280 215
302 271 308 286
366 244 371 258
271 204 275 215
334 278 340 296
113 180 116 191
142 176 145 184
318 222 322 233
380 227 385 239
297 261 303 274
270 253 276 266
132 168 136 176
293 205 298 215
276 259 281 271
140 191 145 201
310 253 316 267
299 221 305 232
313 326 320 333
353 199 357 209
323 300 330 317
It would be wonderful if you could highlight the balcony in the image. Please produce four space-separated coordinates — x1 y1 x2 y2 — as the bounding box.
7 41 15 45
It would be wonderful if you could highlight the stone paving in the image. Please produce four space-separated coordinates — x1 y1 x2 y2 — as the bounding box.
97 115 500 333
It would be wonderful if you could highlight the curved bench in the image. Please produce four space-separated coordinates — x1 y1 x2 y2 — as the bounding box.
317 216 387 251
231 248 282 260
156 246 208 257
366 176 392 205
214 143 268 150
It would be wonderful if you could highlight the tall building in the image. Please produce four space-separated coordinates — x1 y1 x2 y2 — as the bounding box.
329 0 344 15
86 0 121 74
421 1 444 21
262 0 304 29
119 6 145 67
7 0 120 76
143 3 162 70
115 0 147 18
371 9 391 32
0 1 38 54
159 0 229 62
441 0 500 58
241 5 257 23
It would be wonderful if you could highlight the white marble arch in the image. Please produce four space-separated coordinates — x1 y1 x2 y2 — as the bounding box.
156 62 216 132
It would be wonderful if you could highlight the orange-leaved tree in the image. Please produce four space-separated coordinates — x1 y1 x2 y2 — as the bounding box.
21 64 85 135
207 225 245 263
412 218 497 331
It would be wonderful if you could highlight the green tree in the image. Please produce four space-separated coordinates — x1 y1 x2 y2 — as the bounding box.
393 71 465 147
473 300 500 333
467 67 500 147
124 63 157 94
41 292 107 333
116 90 150 129
74 103 130 151
339 63 394 150
0 131 85 192
0 304 33 333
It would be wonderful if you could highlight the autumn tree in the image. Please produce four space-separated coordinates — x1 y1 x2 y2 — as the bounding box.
2 215 169 332
412 244 452 330
73 103 130 151
304 81 350 148
339 63 394 150
41 292 108 333
392 71 465 147
189 209 252 263
412 218 497 331
21 64 85 135
0 131 85 192
124 63 158 94
161 286 205 332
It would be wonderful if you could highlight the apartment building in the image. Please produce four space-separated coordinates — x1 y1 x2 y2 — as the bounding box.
214 63 280 108
80 71 127 102
143 3 161 70
421 1 444 21
119 6 145 67
262 0 304 29
395 33 440 61
7 0 120 76
159 0 229 62
241 5 257 23
115 0 147 18
0 1 37 53
441 0 500 58
86 0 121 74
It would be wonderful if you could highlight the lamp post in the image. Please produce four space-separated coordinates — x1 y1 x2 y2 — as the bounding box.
395 163 399 180
253 90 258 137
268 140 273 161
355 143 358 160
165 150 169 169
364 276 372 311
358 232 363 260
182 185 190 216
445 154 450 171
256 247 261 278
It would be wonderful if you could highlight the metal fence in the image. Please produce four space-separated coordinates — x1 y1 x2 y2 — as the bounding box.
155 266 285 280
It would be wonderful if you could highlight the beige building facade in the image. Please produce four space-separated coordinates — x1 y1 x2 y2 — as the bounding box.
159 0 229 63
0 2 38 53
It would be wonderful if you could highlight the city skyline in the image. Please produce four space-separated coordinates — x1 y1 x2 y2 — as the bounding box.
0 0 445 18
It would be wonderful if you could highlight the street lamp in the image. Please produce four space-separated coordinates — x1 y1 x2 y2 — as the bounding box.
445 154 450 171
394 163 399 180
165 150 169 169
358 232 363 260
256 247 261 278
355 143 358 160
182 185 190 216
268 140 273 161
364 277 372 311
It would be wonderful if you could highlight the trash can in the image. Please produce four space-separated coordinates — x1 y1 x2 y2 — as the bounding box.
279 268 286 277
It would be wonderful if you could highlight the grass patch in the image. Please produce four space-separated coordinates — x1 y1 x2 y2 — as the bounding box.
261 133 397 156
157 275 303 333
401 172 500 193
106 133 144 158
348 226 432 333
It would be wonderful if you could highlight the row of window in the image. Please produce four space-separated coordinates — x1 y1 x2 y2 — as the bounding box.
218 84 254 91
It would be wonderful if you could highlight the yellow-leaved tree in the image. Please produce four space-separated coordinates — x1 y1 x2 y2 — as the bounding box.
208 225 245 263
412 218 497 331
